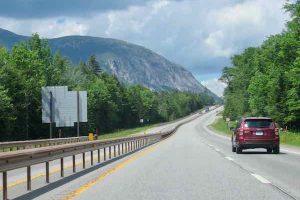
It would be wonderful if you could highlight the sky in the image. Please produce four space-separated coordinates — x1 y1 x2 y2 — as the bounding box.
0 0 290 96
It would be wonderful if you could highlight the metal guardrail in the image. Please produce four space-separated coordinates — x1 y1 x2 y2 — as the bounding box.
0 106 215 152
0 136 90 152
0 114 200 200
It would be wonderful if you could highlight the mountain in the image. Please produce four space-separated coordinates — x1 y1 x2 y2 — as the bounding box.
0 28 218 99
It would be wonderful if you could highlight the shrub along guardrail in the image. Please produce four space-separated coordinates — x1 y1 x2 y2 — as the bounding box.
0 113 201 200
0 136 90 152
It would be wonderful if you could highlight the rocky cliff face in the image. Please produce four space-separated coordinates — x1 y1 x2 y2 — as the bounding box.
0 28 218 98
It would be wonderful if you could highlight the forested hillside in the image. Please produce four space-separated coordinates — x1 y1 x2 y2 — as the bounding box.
0 28 219 100
220 1 300 130
0 35 214 141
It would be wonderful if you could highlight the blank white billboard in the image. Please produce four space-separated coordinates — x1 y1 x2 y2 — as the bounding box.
42 86 87 127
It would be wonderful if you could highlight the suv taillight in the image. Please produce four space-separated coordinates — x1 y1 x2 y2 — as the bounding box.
239 129 244 136
275 128 279 136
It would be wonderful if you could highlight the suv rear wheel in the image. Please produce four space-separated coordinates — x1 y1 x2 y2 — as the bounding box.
267 148 272 154
273 146 280 154
236 147 242 154
232 145 236 152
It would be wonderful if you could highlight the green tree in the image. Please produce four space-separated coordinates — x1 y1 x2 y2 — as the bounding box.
88 55 102 74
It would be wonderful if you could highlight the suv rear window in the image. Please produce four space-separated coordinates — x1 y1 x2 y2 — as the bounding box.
244 119 273 128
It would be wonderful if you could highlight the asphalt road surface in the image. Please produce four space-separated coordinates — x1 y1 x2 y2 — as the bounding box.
2 107 300 200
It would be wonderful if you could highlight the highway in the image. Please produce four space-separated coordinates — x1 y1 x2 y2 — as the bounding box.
2 107 300 199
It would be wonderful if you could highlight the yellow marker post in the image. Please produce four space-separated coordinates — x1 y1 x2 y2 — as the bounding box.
89 133 94 141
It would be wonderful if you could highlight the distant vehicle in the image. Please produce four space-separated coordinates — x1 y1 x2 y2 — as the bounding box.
231 117 280 154
205 107 209 112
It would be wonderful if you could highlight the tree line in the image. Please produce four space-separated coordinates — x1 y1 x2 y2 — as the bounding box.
220 1 300 130
0 34 214 141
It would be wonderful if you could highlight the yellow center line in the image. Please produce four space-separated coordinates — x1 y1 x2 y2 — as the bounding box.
62 142 164 200
0 158 91 191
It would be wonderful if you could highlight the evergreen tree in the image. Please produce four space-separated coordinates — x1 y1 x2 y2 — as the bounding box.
88 54 102 74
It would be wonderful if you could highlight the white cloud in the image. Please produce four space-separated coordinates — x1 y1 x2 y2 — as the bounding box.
206 0 288 54
204 30 233 57
201 79 227 97
0 0 290 82
0 17 89 38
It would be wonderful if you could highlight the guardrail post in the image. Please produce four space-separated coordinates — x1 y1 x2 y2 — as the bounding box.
3 171 7 200
104 148 106 161
114 145 116 157
109 146 112 159
122 143 124 154
98 149 100 163
72 155 76 173
60 158 64 177
91 151 94 166
27 166 31 190
82 152 86 169
130 141 132 151
118 144 120 156
46 161 50 183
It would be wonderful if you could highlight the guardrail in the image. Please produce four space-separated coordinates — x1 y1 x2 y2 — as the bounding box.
0 114 200 200
0 136 90 152
0 106 213 152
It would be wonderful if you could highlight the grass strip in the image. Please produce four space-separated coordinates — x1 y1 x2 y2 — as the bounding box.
98 124 157 140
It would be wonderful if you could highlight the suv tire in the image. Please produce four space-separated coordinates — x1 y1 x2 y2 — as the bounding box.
267 148 272 154
236 147 242 154
273 146 280 154
232 145 236 152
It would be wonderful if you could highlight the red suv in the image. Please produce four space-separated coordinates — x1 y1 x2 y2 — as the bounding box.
231 117 280 154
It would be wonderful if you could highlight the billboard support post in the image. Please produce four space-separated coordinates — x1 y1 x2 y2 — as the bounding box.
49 91 53 139
77 91 80 137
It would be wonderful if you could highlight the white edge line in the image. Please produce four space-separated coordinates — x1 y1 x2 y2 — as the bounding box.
281 149 300 156
251 174 271 184
225 156 234 161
